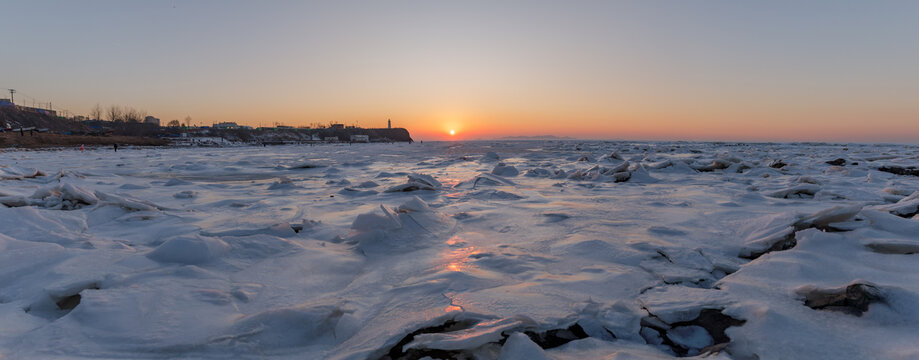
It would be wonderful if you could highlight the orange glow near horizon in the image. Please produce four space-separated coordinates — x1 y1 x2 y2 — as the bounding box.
9 2 919 144
137 98 919 143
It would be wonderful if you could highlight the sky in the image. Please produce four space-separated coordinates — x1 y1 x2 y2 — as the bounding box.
2 1 918 142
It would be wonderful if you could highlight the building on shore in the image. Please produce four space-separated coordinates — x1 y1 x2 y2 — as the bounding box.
144 116 160 126
350 134 369 142
213 122 239 129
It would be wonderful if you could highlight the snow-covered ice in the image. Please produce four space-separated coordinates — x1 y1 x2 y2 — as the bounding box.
1 140 919 359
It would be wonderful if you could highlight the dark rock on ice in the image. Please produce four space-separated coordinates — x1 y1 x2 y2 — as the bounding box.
55 294 82 311
287 162 324 169
798 282 884 316
878 166 919 177
825 158 846 166
865 242 919 254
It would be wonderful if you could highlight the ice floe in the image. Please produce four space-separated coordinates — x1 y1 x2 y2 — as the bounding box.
1 141 918 359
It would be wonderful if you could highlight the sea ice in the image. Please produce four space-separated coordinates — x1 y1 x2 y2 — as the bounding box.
1 140 918 359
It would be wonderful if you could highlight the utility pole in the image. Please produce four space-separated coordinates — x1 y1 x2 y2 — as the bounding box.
8 89 14 104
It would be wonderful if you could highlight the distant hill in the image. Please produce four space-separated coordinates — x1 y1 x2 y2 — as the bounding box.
0 106 85 133
500 135 575 140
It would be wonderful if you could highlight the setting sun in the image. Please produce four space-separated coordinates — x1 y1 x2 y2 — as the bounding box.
449 129 456 136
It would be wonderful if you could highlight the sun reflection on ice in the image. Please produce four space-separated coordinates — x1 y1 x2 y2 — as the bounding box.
442 235 479 273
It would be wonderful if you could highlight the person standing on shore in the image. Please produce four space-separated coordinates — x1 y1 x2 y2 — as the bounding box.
80 144 84 153
114 143 118 152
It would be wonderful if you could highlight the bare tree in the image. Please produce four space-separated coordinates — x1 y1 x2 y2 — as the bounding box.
184 116 192 127
123 107 147 123
108 105 122 122
123 107 137 123
90 103 103 121
167 119 180 127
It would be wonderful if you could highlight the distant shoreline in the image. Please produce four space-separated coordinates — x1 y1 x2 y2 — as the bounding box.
0 133 168 149
499 135 575 140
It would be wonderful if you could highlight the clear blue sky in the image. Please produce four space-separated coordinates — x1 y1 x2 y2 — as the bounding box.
2 1 918 141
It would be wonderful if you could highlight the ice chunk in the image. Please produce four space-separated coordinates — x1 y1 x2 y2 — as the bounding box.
201 222 300 238
872 191 919 217
767 184 821 199
566 162 631 182
0 166 45 180
469 189 526 200
119 183 150 190
384 173 442 192
13 183 100 210
498 332 549 360
455 173 517 189
639 286 733 324
173 190 196 199
352 205 403 232
666 325 713 351
738 206 861 259
405 318 523 351
94 191 161 211
267 176 300 190
220 304 350 348
147 236 229 264
348 197 455 255
796 205 863 229
492 163 520 177
356 180 379 188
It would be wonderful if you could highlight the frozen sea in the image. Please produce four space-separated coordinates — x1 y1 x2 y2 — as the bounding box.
1 140 918 359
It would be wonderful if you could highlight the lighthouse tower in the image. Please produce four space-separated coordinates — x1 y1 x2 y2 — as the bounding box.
387 119 391 129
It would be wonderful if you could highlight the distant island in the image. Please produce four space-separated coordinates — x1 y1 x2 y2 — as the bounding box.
500 135 575 140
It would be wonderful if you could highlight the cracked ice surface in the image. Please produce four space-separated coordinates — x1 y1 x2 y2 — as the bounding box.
1 141 919 359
